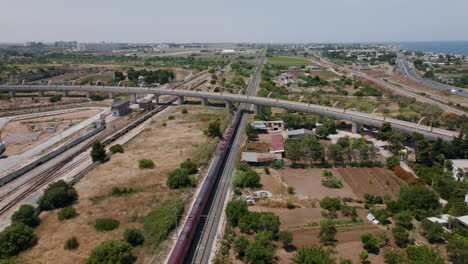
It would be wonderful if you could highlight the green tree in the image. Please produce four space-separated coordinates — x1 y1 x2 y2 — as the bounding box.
246 124 258 140
328 144 344 164
11 204 39 227
38 180 78 210
139 159 155 169
377 123 392 141
244 241 275 264
285 138 303 165
420 219 444 243
394 211 413 229
205 120 221 137
0 223 38 258
90 141 106 162
320 197 341 211
398 185 440 212
233 169 261 188
167 168 193 189
359 251 369 264
292 246 334 264
406 245 444 264
361 232 379 253
383 247 403 264
123 228 144 246
446 239 468 264
319 220 337 244
225 200 248 227
392 226 411 248
278 231 293 248
386 155 400 169
87 240 136 264
234 236 250 257
316 125 330 138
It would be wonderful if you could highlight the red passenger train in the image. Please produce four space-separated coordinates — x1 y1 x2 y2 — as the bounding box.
167 111 242 264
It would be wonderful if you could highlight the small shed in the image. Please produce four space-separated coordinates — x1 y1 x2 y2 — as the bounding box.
270 131 285 154
111 100 130 116
241 152 277 165
138 98 154 110
287 128 315 138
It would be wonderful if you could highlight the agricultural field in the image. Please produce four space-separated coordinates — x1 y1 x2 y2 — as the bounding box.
16 105 231 264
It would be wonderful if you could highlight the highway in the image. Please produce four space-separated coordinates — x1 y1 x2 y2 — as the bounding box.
308 54 467 116
0 83 458 141
396 52 468 98
186 52 265 264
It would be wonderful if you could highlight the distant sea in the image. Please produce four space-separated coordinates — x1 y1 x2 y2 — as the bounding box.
396 41 468 56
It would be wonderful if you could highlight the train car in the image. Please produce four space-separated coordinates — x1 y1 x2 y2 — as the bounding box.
167 110 242 264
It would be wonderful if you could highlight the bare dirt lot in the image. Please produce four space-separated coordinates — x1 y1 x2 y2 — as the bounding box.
0 96 89 112
1 109 101 156
17 105 229 264
281 167 404 201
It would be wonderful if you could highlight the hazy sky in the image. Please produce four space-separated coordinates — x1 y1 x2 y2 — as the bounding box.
1 0 467 43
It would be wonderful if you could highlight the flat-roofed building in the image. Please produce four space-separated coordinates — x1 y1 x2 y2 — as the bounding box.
111 100 130 116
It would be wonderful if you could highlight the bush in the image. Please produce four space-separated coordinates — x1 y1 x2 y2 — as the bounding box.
109 187 138 196
321 174 343 188
139 159 155 169
11 204 39 227
383 247 404 264
64 236 79 250
123 228 144 246
49 94 62 103
94 218 120 231
286 200 296 209
447 239 468 264
38 180 78 210
168 115 175 120
181 108 188 114
58 206 78 220
406 245 444 264
319 220 337 244
167 168 194 189
287 186 295 194
386 155 400 168
361 232 379 253
320 197 341 211
420 219 444 243
109 144 124 153
205 120 221 137
292 246 334 264
87 240 136 264
392 226 411 247
0 223 38 258
278 231 293 248
226 200 248 227
245 241 275 264
180 159 198 174
394 211 413 229
232 169 261 188
143 200 184 248
234 236 250 257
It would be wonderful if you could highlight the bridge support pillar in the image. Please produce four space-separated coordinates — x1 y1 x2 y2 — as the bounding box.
131 94 137 103
254 104 261 114
108 92 114 100
201 98 208 106
225 101 232 109
62 91 69 97
9 91 15 97
178 96 184 105
38 91 45 97
154 95 159 105
85 91 91 98
352 122 362 134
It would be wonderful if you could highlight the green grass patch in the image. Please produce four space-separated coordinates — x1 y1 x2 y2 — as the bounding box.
268 57 311 65
94 218 120 231
89 187 141 203
143 200 185 248
307 219 363 227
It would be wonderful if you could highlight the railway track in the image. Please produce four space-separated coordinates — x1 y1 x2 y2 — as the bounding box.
0 73 210 218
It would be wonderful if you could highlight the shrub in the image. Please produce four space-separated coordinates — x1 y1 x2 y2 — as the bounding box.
64 236 79 250
264 167 270 175
11 204 39 227
94 218 120 231
234 236 250 257
181 108 188 114
143 200 184 248
320 197 341 211
420 219 444 243
286 200 295 209
232 169 261 188
322 175 343 188
167 168 194 189
406 245 444 264
287 186 295 194
292 246 334 264
226 200 248 227
87 240 136 264
383 247 404 264
38 180 78 210
319 220 337 244
123 228 144 246
394 211 413 229
386 155 400 168
109 144 124 153
109 187 138 196
278 231 293 248
49 94 62 102
205 120 221 137
180 159 198 174
245 242 275 264
139 159 155 169
392 226 411 247
361 232 379 253
58 206 78 220
0 223 38 258
168 115 175 120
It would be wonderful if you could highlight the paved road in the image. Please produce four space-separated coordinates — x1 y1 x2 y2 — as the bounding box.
397 52 468 98
187 51 265 264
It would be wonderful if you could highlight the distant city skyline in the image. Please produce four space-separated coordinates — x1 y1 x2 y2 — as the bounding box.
1 0 467 43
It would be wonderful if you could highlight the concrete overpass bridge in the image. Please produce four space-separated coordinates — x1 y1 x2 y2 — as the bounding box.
0 85 459 141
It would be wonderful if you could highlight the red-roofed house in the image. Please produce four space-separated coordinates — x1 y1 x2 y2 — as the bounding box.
270 131 285 154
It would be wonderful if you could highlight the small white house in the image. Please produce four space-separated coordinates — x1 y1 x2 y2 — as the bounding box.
448 159 468 181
